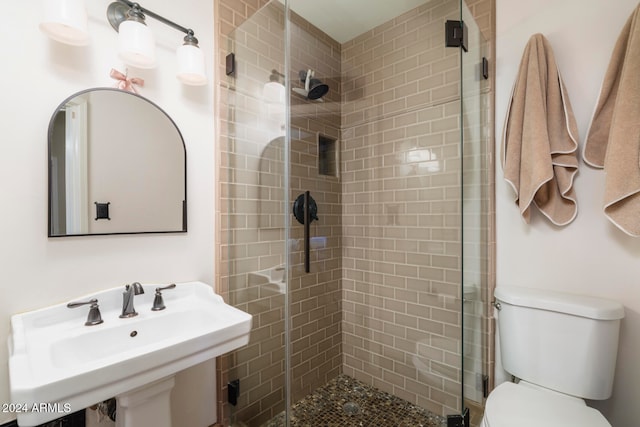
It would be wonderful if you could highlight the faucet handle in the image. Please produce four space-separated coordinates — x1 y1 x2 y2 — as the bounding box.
67 299 104 326
151 284 176 311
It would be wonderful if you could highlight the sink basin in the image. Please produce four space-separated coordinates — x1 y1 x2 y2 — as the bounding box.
8 281 251 427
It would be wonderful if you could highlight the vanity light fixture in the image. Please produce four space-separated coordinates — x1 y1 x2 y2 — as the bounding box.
113 2 156 68
39 0 89 46
40 0 207 85
263 69 286 104
176 31 207 86
107 0 207 85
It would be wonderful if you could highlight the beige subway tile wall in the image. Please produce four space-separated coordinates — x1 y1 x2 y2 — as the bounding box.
217 1 343 425
216 0 494 424
217 2 287 425
288 9 343 403
340 0 464 416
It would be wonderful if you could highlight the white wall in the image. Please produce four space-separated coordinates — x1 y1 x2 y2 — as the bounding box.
0 1 215 426
496 1 640 426
87 90 184 234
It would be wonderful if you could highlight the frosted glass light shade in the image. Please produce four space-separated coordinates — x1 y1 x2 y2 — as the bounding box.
263 81 286 104
176 44 207 86
39 0 89 46
118 20 156 69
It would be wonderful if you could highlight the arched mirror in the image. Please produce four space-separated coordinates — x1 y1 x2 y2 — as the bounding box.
48 88 187 237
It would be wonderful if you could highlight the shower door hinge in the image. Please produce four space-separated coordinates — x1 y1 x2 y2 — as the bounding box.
446 407 469 427
482 57 489 79
226 53 236 76
228 379 240 406
445 20 468 52
482 374 490 398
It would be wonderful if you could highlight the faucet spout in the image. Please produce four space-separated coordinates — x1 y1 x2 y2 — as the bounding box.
130 282 145 296
120 282 145 318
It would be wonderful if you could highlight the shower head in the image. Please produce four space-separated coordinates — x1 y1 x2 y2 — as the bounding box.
307 78 329 100
296 69 329 100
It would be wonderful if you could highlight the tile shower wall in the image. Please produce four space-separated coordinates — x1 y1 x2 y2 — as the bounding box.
340 0 464 417
216 0 494 424
216 1 343 425
217 2 286 425
288 11 343 403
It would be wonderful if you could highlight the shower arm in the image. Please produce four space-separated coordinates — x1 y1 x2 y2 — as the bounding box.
304 69 312 92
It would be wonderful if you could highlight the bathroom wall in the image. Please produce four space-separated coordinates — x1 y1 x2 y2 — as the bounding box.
288 10 343 403
218 1 494 423
495 0 640 426
86 91 184 234
216 1 343 425
216 4 288 425
340 0 464 416
0 1 215 426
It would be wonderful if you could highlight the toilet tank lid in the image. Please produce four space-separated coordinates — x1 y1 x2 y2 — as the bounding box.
495 286 625 320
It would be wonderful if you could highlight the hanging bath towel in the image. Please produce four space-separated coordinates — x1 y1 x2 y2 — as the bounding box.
502 33 579 226
583 4 640 236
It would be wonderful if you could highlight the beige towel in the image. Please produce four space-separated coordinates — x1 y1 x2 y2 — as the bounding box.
502 33 579 226
583 4 640 236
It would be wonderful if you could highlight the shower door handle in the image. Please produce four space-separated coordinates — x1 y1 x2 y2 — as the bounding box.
293 191 318 273
303 191 310 273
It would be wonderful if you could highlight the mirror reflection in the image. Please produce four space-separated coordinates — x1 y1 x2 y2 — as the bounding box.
48 88 187 237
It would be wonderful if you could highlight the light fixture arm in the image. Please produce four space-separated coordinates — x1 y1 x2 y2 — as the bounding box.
109 0 196 39
268 69 285 83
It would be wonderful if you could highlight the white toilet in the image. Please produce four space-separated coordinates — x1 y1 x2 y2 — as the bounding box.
481 286 625 427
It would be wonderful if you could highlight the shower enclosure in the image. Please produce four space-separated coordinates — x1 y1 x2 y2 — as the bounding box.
216 0 492 425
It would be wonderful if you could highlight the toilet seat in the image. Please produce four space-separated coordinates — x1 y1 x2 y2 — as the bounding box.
482 382 611 427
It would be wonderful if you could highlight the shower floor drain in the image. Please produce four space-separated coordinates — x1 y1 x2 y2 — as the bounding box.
343 402 360 415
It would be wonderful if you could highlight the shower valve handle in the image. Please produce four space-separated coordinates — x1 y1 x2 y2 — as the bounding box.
293 191 318 273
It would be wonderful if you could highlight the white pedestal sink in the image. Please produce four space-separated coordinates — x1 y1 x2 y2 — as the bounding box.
8 281 251 427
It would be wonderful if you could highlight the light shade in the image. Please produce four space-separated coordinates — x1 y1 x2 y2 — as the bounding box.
263 81 285 104
39 0 89 46
176 44 207 86
118 19 156 69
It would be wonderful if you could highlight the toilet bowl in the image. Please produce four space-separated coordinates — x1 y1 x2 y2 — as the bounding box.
482 286 624 427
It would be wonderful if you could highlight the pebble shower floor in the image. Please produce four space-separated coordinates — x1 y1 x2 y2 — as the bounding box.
264 374 447 427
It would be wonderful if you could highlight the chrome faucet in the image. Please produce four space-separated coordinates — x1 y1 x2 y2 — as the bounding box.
120 282 145 318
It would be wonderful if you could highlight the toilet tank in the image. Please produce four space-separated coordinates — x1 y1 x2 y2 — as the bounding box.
495 286 624 400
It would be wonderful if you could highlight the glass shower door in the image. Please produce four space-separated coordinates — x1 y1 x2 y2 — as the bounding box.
461 1 491 423
218 0 491 425
219 2 289 425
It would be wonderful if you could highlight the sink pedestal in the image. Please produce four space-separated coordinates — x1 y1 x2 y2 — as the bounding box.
116 376 175 427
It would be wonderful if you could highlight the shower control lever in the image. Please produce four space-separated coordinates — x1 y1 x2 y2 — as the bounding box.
292 192 318 225
293 191 318 273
